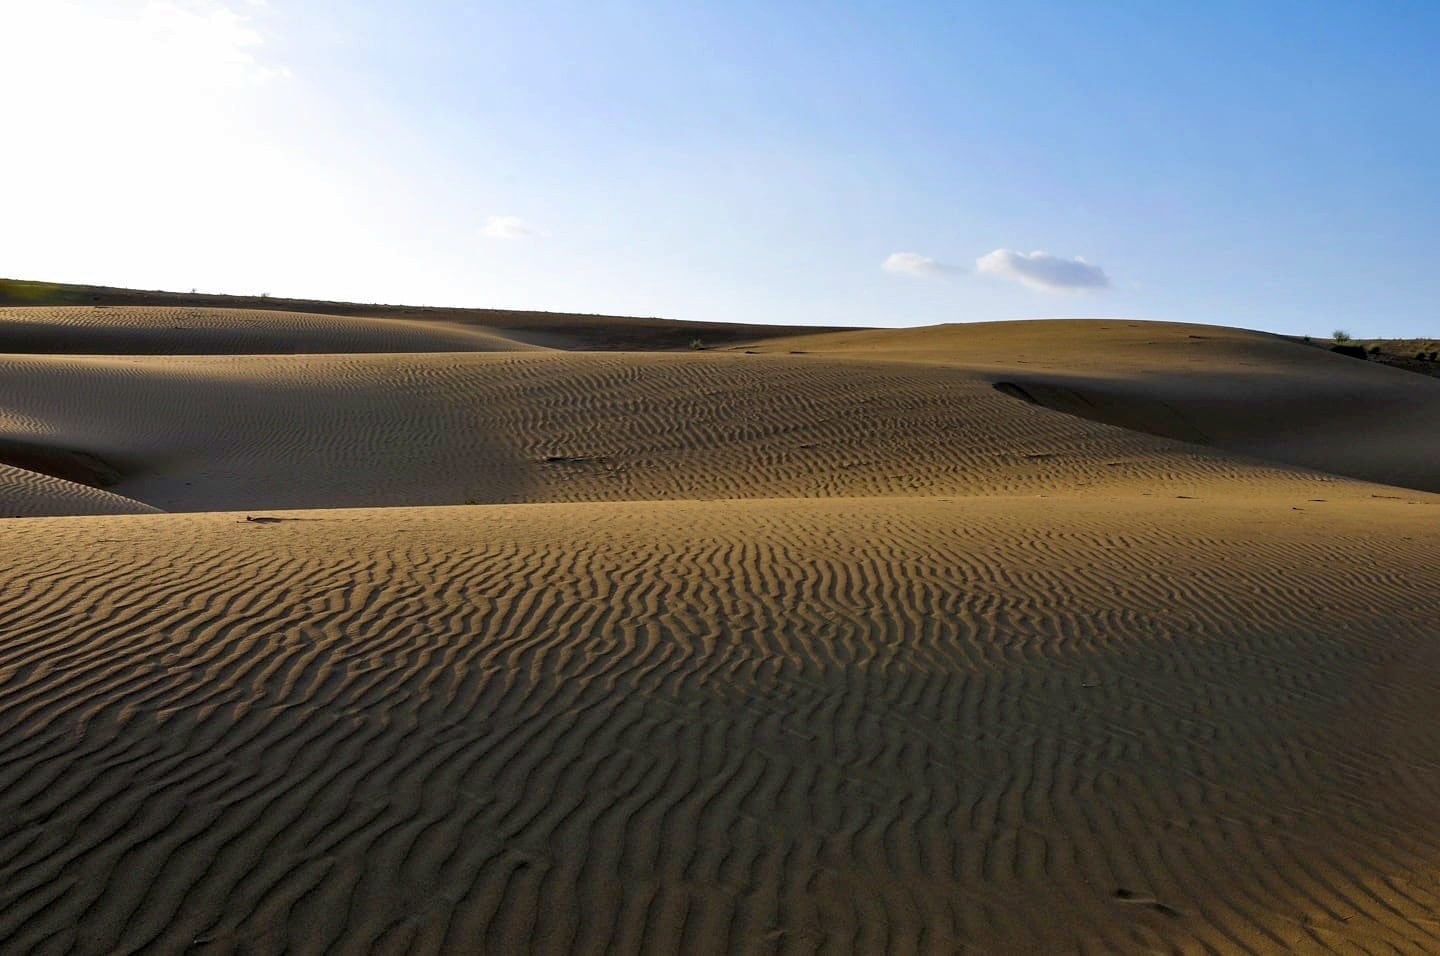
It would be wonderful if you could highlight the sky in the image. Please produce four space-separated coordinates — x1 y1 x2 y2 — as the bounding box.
4 1 1440 336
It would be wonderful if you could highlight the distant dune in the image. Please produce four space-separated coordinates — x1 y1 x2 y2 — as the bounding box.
0 288 1437 952
0 306 540 355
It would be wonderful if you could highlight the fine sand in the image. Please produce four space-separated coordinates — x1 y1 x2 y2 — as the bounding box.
0 303 1438 953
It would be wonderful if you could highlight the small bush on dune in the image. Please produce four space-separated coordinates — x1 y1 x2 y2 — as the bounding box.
1332 329 1351 343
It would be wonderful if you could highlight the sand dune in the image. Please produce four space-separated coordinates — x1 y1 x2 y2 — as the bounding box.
0 280 843 352
0 349 1358 515
0 306 540 355
0 462 157 517
3 315 1428 515
0 301 1437 952
759 319 1440 493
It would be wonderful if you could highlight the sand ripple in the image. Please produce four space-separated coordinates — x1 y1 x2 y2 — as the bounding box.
0 498 1437 952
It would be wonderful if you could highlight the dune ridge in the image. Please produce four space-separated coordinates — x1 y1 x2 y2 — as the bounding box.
0 348 1373 515
0 301 1437 952
0 306 541 355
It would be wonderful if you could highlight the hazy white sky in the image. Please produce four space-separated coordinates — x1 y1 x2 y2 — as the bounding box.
5 1 1440 335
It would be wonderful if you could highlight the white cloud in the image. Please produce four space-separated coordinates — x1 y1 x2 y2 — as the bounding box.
881 252 959 278
975 249 1109 293
482 215 539 239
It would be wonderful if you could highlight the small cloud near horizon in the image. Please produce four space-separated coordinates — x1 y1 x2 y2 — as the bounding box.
482 215 538 239
976 249 1109 293
881 251 960 278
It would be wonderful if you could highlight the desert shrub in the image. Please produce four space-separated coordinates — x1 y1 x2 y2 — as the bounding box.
1332 329 1351 343
690 338 704 350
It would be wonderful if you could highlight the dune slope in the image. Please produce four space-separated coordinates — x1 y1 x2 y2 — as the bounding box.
0 462 157 517
1 496 1438 953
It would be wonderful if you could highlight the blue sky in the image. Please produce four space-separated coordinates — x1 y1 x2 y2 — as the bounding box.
5 1 1440 335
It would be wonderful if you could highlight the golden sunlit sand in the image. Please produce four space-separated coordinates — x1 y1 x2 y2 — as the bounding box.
0 296 1438 952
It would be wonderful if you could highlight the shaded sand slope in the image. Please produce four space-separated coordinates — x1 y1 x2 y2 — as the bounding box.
0 495 1438 952
0 307 540 355
0 349 1392 515
761 319 1440 493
